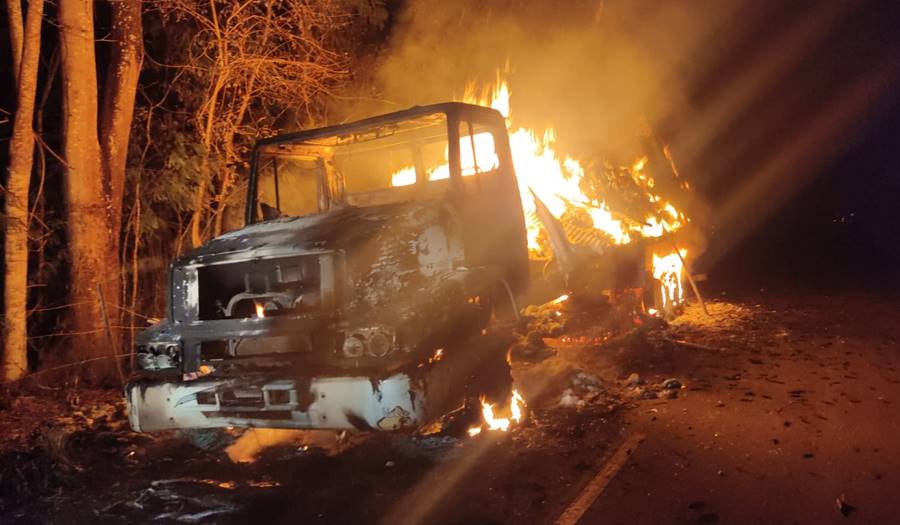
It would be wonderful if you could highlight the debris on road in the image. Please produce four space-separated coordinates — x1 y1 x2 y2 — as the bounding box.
626 373 644 386
836 494 857 517
661 378 682 390
557 372 607 409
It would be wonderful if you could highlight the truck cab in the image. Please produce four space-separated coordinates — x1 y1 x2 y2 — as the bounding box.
126 103 529 434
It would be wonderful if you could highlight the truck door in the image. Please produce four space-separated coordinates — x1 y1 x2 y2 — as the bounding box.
452 116 529 295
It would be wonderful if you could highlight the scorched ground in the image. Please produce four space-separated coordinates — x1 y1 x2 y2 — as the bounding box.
3 291 900 524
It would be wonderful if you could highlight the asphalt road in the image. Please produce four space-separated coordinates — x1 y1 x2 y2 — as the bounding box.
582 294 900 525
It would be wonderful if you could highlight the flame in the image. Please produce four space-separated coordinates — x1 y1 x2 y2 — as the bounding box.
391 166 417 187
550 293 569 304
389 70 689 256
467 389 525 436
652 249 687 309
427 348 444 364
471 77 690 252
255 303 265 318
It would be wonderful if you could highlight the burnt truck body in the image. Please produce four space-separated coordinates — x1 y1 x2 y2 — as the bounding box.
126 103 530 433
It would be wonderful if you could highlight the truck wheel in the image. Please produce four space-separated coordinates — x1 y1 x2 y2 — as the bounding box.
439 339 511 437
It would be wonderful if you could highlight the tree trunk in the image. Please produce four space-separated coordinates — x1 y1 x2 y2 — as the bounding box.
2 0 44 381
59 0 117 383
5 0 24 82
99 0 143 335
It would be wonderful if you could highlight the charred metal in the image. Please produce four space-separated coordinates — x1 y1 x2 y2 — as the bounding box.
128 103 527 433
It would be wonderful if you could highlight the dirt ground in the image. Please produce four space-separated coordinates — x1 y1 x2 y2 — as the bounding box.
1 292 898 524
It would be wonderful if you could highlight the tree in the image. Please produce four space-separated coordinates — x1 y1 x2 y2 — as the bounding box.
3 0 45 381
155 0 361 246
58 0 142 382
5 0 24 78
100 0 143 330
59 0 112 382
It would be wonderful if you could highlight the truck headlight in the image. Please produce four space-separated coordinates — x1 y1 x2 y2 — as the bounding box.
342 335 365 358
135 341 181 371
367 332 392 357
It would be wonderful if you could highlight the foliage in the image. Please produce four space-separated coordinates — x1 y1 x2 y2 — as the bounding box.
127 0 387 245
119 0 387 316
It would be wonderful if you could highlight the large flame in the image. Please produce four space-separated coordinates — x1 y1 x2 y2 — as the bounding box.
465 79 634 249
389 70 691 308
467 77 692 254
390 72 686 253
470 75 692 309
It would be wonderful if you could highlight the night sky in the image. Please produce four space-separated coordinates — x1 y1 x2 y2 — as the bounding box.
681 0 900 293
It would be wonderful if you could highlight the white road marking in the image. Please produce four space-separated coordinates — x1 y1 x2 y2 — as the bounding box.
554 433 646 525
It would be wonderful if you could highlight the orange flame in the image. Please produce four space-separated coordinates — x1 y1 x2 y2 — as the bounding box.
550 294 569 305
255 303 265 318
652 249 687 309
390 69 689 256
467 389 525 436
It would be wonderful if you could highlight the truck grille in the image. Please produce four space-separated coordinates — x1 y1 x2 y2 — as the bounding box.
173 253 335 322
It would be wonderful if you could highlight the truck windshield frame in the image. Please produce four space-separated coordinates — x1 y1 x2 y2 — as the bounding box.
245 103 510 225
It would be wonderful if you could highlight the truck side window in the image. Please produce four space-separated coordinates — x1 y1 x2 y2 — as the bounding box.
459 120 500 177
453 120 501 195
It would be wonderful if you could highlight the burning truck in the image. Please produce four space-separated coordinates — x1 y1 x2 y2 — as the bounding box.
127 103 530 435
126 75 700 439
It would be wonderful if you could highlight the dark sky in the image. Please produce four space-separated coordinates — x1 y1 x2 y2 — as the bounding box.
684 0 900 292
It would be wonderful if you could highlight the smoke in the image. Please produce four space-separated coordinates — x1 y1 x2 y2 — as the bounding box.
371 0 741 163
366 0 900 275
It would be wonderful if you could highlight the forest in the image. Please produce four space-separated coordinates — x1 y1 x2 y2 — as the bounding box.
1 0 392 384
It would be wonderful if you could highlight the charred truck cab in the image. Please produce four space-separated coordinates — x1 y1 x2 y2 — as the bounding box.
126 103 529 434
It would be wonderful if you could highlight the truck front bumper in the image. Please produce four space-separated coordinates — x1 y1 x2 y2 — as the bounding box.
126 373 426 432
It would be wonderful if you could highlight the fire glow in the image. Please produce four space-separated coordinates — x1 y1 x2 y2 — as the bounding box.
652 249 687 310
389 70 692 307
550 293 569 305
468 389 525 436
459 76 687 254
